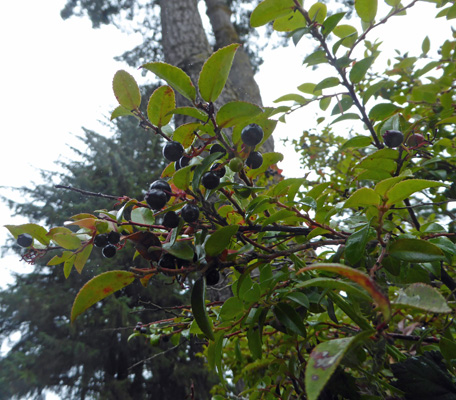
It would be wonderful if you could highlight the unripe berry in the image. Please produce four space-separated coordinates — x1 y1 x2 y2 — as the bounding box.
163 141 184 162
229 157 243 172
241 123 264 147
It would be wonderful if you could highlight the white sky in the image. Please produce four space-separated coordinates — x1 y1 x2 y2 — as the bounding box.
0 0 454 398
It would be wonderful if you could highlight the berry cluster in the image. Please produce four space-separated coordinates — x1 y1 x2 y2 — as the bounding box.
94 231 121 258
134 322 148 334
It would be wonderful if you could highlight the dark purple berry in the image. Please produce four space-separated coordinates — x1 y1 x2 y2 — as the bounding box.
163 211 180 228
176 156 191 171
210 163 226 178
149 180 172 201
145 189 168 210
181 204 200 223
206 269 220 286
102 244 117 258
210 144 227 159
246 151 263 169
163 141 184 162
108 231 120 245
383 130 404 148
241 123 264 147
94 233 109 248
158 253 178 269
201 171 220 190
140 327 148 334
17 233 33 248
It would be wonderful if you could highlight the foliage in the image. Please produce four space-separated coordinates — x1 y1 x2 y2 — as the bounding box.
0 117 217 399
6 0 456 399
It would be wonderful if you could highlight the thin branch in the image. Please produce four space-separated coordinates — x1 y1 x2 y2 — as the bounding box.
128 339 187 370
55 185 120 200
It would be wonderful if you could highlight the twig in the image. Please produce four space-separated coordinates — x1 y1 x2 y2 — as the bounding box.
55 184 120 200
128 339 187 370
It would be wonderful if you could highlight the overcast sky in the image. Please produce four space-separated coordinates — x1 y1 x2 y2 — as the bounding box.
0 0 454 288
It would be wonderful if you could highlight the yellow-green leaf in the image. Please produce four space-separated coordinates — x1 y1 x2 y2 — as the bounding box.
71 271 136 322
147 86 175 127
386 179 445 205
355 0 377 23
250 0 297 28
112 70 141 111
205 225 239 257
216 101 263 128
74 245 93 274
344 188 381 208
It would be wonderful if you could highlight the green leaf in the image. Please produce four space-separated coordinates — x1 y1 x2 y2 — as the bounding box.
345 223 371 265
340 136 371 150
247 152 284 179
173 165 192 190
305 332 371 400
308 3 327 24
374 176 407 197
5 223 50 246
163 241 194 261
297 83 321 96
285 292 310 308
247 326 263 360
355 0 377 22
191 277 215 341
198 43 240 103
314 77 340 92
331 95 353 115
74 244 93 274
296 278 371 302
250 0 297 27
299 263 391 321
71 271 136 322
220 297 244 321
273 93 308 104
192 152 224 193
110 105 134 121
331 113 360 124
303 50 328 66
168 106 207 121
389 239 445 263
322 12 346 36
422 36 430 54
112 70 141 111
333 24 358 40
386 179 445 205
273 302 307 337
350 57 374 84
393 283 451 313
369 103 400 121
216 101 262 128
273 9 306 31
319 97 331 111
142 62 196 102
205 225 239 257
64 256 75 279
52 233 82 250
47 251 73 266
147 85 175 127
344 188 381 208
172 122 201 148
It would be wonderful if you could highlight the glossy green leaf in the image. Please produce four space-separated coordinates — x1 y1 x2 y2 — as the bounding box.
5 223 50 246
331 95 353 115
52 233 81 250
369 103 400 121
173 165 192 190
344 188 381 208
297 83 321 96
216 101 262 128
64 256 75 279
305 332 371 400
74 244 93 274
163 241 194 261
142 62 196 102
147 85 175 127
273 302 307 337
262 209 296 227
71 271 136 322
112 70 141 111
350 57 374 84
110 105 134 121
274 93 308 103
331 113 360 124
205 225 239 257
393 283 451 313
355 0 377 22
191 277 215 341
389 239 445 262
285 292 310 308
340 136 371 150
314 77 340 92
250 0 297 27
247 326 263 360
172 122 201 148
273 9 306 31
198 43 240 103
295 278 371 301
374 176 406 197
299 263 391 321
303 50 328 66
308 3 327 24
345 223 371 265
386 179 445 205
322 12 346 36
333 24 358 39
